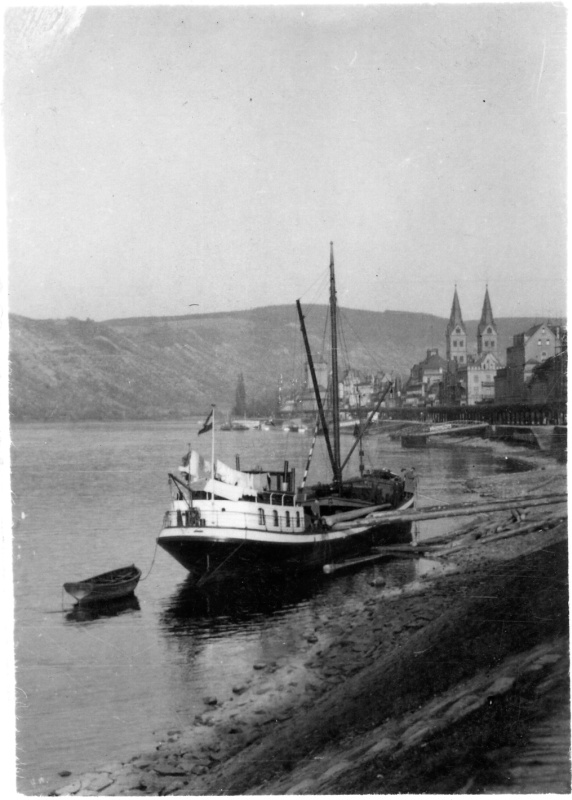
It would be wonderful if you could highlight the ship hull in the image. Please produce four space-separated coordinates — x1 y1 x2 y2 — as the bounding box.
157 512 412 585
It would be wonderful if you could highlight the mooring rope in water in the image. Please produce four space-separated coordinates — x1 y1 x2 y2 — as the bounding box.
139 533 161 582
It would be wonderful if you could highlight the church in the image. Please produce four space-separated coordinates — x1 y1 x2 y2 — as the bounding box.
443 286 503 405
404 287 503 406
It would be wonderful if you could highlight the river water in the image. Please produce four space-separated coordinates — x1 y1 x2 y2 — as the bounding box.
11 421 529 793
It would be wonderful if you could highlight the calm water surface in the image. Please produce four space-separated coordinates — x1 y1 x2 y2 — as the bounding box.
11 421 527 793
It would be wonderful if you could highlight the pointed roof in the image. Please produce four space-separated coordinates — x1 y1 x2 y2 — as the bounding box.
524 321 560 339
473 351 502 368
446 286 465 335
478 286 496 336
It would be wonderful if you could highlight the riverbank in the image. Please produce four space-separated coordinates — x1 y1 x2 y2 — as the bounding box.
48 436 568 796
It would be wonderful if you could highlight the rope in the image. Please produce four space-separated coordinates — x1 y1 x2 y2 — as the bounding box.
301 416 320 488
196 541 244 588
139 534 161 582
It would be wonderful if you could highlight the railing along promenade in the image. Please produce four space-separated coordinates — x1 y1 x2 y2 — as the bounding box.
385 401 566 427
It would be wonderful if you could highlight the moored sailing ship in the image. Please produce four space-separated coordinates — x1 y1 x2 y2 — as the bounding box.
157 244 415 584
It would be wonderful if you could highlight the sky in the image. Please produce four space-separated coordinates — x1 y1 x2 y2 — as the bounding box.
3 3 568 322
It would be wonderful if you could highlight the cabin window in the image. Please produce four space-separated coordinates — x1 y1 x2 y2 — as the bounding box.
285 511 291 527
258 509 265 526
296 511 301 527
273 510 279 527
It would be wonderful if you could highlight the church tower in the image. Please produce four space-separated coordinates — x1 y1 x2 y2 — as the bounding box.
477 286 498 355
446 287 467 363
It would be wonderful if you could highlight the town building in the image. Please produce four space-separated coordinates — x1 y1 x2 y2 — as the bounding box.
458 351 501 405
295 359 329 414
495 322 564 403
404 349 448 406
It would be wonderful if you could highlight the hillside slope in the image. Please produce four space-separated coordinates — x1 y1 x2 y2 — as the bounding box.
8 308 557 421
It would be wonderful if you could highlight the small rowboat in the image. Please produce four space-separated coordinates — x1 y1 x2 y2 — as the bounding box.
63 565 142 604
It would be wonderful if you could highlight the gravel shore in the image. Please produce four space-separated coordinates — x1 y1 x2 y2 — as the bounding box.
49 436 568 796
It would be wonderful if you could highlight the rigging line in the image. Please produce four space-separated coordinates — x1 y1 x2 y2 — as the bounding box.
298 269 330 307
301 415 320 488
196 542 245 587
140 535 160 581
337 312 353 377
317 292 330 357
298 269 330 308
338 308 387 374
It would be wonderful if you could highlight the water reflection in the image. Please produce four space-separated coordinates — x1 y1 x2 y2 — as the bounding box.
65 595 141 624
159 550 446 647
160 571 325 637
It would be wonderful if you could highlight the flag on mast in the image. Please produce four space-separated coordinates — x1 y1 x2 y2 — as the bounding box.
198 409 213 435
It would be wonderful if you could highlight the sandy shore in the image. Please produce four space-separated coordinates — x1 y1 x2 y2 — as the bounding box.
48 435 568 796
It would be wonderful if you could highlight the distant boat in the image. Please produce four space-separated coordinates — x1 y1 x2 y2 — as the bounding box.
282 418 308 434
261 419 278 431
401 420 488 447
220 416 260 431
63 565 142 604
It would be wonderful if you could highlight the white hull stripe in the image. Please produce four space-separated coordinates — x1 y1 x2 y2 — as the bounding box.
159 522 391 546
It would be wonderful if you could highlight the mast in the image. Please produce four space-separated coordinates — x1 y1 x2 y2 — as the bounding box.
329 243 342 486
296 299 337 477
210 404 216 501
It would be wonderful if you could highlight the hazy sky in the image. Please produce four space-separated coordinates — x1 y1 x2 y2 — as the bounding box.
4 3 567 321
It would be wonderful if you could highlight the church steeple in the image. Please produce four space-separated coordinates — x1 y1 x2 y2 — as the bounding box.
446 286 467 363
477 286 498 355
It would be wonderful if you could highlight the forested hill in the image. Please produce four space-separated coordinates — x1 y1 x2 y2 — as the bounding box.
9 307 559 422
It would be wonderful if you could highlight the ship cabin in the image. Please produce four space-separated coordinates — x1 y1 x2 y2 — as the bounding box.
164 463 309 534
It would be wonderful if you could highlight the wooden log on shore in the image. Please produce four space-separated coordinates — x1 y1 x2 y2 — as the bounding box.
477 516 565 546
424 515 565 556
358 492 567 528
416 516 491 547
323 551 392 574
